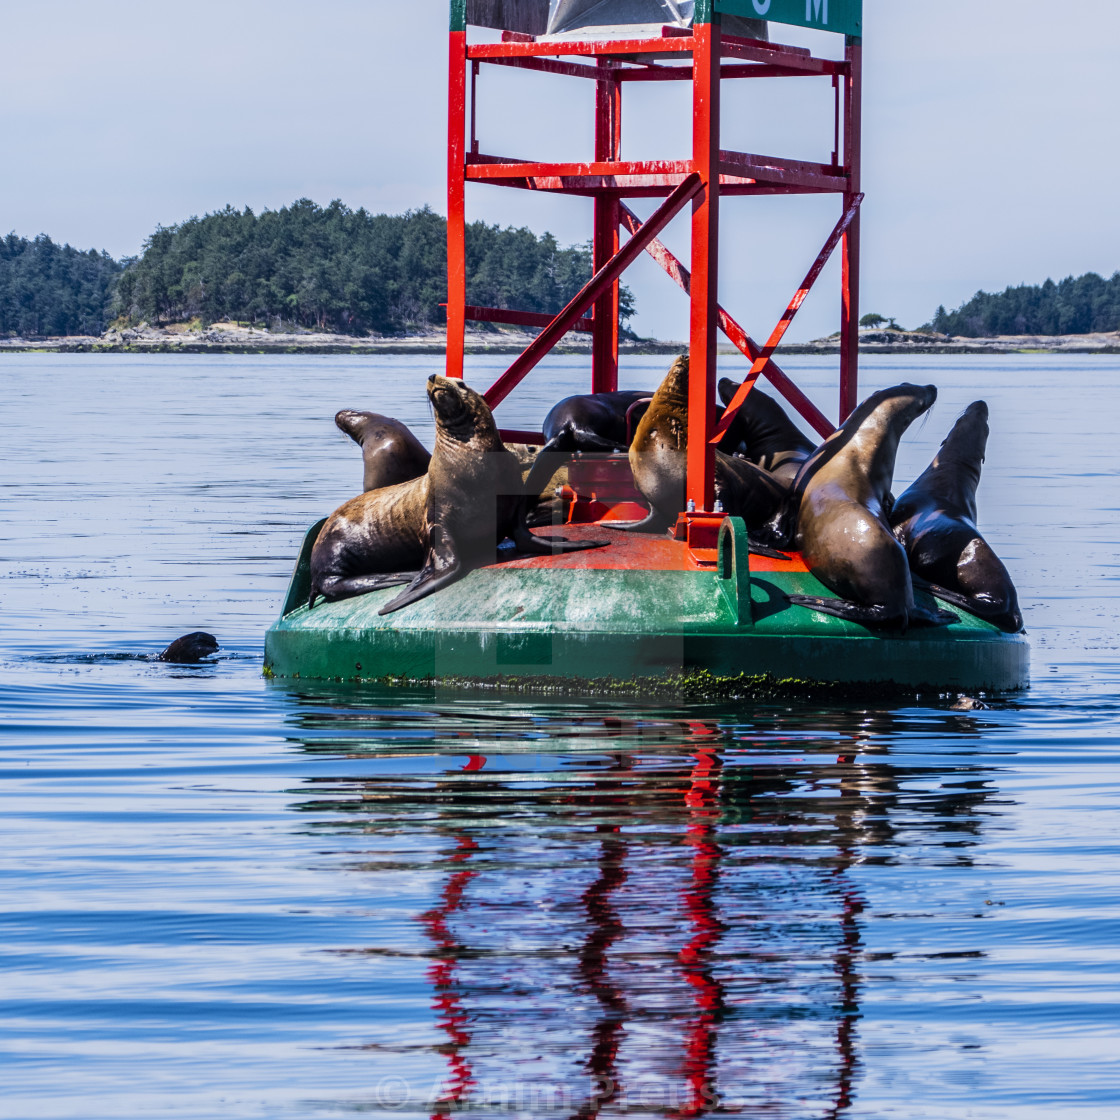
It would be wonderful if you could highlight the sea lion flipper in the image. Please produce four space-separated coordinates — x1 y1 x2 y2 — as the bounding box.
907 601 958 627
786 595 906 627
787 594 956 630
747 541 792 561
512 517 609 555
606 511 673 535
919 583 1023 632
378 526 463 615
312 572 418 607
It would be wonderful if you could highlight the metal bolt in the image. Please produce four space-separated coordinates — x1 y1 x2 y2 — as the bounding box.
714 499 724 513
687 499 696 513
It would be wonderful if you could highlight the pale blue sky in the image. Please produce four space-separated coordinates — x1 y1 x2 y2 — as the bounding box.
2 0 1117 340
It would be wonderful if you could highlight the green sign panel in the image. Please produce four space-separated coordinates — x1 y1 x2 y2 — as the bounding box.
716 0 862 38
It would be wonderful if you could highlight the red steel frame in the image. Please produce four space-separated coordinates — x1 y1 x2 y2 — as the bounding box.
446 9 863 515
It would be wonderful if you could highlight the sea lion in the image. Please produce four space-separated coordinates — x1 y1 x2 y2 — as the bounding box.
521 389 653 503
716 379 816 484
784 383 955 630
309 376 607 614
158 632 219 662
506 443 571 528
541 390 654 454
335 409 431 492
622 355 787 533
890 401 1023 632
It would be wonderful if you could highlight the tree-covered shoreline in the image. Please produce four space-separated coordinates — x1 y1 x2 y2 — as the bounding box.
5 200 1119 343
3 199 632 339
931 271 1120 337
0 234 122 337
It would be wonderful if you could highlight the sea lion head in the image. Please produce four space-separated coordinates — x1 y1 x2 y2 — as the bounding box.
333 408 431 491
905 398 988 523
334 409 369 444
657 354 689 407
158 632 219 663
791 382 937 514
633 354 689 451
717 379 815 467
936 400 989 472
868 382 938 431
427 375 500 445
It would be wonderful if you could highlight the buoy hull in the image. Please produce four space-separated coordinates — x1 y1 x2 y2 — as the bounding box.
264 518 1029 695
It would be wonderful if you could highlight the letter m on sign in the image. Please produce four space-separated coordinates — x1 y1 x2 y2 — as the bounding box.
715 0 860 38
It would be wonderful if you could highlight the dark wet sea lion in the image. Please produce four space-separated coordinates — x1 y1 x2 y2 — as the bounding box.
890 401 1023 632
158 632 219 662
784 383 955 630
623 356 787 533
541 390 654 454
335 409 431 492
717 379 816 484
521 390 653 502
310 376 606 614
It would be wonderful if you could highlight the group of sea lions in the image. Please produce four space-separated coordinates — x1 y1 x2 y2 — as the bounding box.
621 357 1022 633
309 375 606 614
308 358 1022 634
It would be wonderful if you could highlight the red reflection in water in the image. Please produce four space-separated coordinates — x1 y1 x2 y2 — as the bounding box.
418 834 479 1115
575 823 629 1119
828 767 865 1119
674 746 726 1119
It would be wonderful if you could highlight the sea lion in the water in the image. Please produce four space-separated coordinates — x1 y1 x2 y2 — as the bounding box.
621 355 787 533
310 376 606 614
784 383 955 630
890 401 1023 632
158 632 219 662
335 409 431 492
716 379 816 484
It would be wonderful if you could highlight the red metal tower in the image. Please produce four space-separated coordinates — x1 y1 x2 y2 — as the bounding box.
446 0 863 515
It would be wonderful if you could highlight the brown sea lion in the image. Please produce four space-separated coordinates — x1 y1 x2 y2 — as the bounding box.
784 383 956 630
309 376 606 614
621 355 787 533
716 379 817 484
158 632 219 662
890 401 1023 632
335 409 431 492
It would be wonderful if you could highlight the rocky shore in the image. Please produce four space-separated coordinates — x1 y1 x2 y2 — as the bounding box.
776 328 1120 356
2 321 1118 356
0 321 680 356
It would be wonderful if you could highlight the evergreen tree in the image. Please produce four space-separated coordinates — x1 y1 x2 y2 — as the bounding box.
0 233 121 337
930 272 1120 337
115 199 633 335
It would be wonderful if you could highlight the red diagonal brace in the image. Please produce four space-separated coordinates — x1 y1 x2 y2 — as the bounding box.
711 193 863 445
618 203 835 439
484 172 703 409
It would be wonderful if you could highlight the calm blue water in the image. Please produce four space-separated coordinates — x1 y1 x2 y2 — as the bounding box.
2 353 1118 1119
